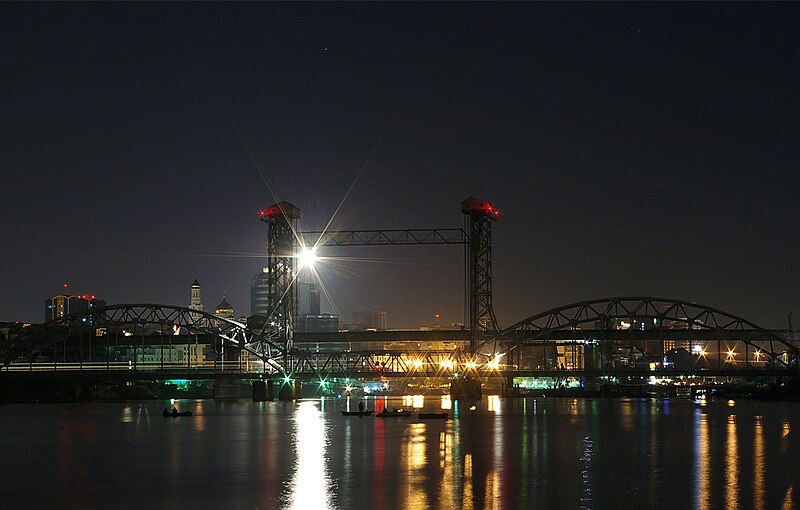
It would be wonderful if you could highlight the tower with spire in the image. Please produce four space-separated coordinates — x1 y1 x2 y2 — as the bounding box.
189 277 204 320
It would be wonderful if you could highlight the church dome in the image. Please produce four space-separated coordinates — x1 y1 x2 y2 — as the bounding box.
216 297 233 312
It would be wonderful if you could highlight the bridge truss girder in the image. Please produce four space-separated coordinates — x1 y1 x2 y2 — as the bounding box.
298 229 467 247
281 349 490 378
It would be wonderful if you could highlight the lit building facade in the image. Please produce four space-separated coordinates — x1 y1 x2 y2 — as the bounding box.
45 294 106 322
250 267 271 317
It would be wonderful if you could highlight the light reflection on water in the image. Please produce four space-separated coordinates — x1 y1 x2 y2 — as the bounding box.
726 414 739 510
463 453 474 510
401 422 428 510
441 395 452 409
0 397 797 509
695 410 710 510
754 416 765 510
286 401 333 510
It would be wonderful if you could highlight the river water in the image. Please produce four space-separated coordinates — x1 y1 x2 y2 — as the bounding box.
1 396 799 509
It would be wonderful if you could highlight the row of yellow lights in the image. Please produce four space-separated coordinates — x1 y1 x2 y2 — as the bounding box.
408 356 504 370
695 348 764 360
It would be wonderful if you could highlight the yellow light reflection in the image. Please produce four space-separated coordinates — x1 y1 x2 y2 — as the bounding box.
437 426 457 509
726 415 739 510
288 401 333 510
484 470 500 510
440 395 452 410
695 412 710 510
402 423 428 510
621 399 634 431
193 400 205 432
782 486 795 510
753 416 765 510
463 453 474 510
487 395 500 413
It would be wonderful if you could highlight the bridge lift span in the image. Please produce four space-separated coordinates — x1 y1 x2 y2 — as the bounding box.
258 197 500 353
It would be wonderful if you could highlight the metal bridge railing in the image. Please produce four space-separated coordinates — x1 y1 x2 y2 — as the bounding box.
0 360 269 373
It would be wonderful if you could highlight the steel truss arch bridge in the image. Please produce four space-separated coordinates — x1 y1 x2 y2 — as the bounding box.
1 304 285 373
1 298 797 381
493 296 797 373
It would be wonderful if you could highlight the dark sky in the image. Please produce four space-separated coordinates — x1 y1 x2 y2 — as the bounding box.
2 3 798 328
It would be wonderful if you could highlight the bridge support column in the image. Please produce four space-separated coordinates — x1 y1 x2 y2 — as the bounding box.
252 380 268 401
278 380 302 401
450 377 482 401
502 375 518 397
214 379 243 399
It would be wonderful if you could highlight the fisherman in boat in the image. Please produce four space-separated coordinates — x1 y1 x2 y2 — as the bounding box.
358 401 365 412
172 407 178 417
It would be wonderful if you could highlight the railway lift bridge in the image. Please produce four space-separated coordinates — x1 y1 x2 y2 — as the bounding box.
255 197 501 355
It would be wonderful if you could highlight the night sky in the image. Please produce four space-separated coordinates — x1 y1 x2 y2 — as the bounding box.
2 3 798 329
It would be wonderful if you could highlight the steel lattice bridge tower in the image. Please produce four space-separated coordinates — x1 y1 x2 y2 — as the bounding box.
257 197 500 353
257 202 300 354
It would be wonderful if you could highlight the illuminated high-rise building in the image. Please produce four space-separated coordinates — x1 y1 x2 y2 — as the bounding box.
298 281 321 316
250 267 271 317
45 293 106 322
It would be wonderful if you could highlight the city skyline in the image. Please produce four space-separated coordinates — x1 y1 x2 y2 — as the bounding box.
2 3 799 328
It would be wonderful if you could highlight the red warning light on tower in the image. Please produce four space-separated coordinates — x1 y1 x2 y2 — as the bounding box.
259 201 301 221
461 197 499 220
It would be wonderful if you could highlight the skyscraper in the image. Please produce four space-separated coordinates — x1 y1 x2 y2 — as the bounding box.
352 310 388 330
45 294 106 322
250 267 270 317
297 281 321 317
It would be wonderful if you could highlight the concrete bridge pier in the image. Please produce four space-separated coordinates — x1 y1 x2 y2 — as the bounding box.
450 377 481 401
252 380 275 401
502 375 519 397
278 380 302 401
214 379 243 399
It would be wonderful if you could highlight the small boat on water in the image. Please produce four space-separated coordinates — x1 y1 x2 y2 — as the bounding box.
418 412 448 419
340 410 374 416
376 409 412 418
163 409 193 417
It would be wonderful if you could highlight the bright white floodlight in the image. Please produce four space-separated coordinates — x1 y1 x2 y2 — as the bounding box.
298 248 318 270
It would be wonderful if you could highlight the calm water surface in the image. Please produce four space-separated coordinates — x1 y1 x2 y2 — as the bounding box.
1 396 799 509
